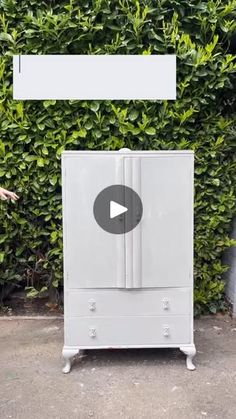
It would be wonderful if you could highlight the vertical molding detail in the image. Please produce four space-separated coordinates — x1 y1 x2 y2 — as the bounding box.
116 156 126 288
124 158 133 288
132 158 142 288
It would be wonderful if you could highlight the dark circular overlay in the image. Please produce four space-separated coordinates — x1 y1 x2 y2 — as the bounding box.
93 185 143 234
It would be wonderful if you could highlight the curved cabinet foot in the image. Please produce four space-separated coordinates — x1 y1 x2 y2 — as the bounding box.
180 344 196 371
62 347 80 374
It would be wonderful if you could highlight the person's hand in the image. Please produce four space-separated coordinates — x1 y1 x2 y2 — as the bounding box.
0 187 19 201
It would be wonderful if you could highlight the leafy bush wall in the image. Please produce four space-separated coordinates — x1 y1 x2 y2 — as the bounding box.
0 0 236 313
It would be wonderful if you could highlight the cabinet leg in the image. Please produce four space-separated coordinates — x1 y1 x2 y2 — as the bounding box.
180 344 196 371
62 347 80 374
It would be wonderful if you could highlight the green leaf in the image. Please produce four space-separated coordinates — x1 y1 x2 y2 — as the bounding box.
0 33 14 43
43 100 56 109
37 157 44 167
42 147 48 155
212 179 220 186
90 102 100 112
52 279 59 287
129 110 139 121
25 155 37 162
25 287 39 298
50 231 58 243
215 136 224 146
0 140 5 157
49 175 57 186
78 128 87 138
145 127 156 135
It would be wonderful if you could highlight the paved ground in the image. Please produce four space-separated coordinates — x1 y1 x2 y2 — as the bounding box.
0 315 236 419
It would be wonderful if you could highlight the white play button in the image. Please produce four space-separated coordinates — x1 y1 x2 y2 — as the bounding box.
94 185 143 234
110 201 128 219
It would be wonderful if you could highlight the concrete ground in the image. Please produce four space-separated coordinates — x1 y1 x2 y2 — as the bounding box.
0 315 236 419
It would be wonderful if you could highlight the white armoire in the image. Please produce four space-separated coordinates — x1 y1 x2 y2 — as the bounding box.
62 150 196 373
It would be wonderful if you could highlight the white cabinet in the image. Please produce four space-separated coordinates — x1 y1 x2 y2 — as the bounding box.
62 150 196 373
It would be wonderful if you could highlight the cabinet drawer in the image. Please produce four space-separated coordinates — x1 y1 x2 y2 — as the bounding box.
65 315 191 347
66 288 192 317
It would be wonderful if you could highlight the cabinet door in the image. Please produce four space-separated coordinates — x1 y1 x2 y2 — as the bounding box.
63 155 125 288
139 156 193 287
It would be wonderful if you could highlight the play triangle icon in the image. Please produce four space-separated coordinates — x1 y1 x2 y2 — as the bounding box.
110 200 128 219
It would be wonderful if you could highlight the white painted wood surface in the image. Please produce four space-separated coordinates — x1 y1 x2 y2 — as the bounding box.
62 150 195 372
66 288 192 317
65 316 191 346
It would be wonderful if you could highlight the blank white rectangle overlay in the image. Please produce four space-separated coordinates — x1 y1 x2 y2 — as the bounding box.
13 55 176 100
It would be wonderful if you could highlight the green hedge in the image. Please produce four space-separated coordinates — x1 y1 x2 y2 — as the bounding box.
0 0 236 313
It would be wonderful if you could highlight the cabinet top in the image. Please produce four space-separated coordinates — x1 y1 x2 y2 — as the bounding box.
62 150 194 158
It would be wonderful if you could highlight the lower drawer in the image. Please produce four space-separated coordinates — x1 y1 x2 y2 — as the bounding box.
66 288 192 317
65 315 191 347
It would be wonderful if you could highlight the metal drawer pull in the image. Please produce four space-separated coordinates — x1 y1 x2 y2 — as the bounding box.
88 327 96 338
162 297 170 310
88 298 96 311
163 325 170 337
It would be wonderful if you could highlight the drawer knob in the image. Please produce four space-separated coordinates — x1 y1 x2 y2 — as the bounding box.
162 297 170 310
88 326 96 338
88 298 96 311
163 325 170 337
